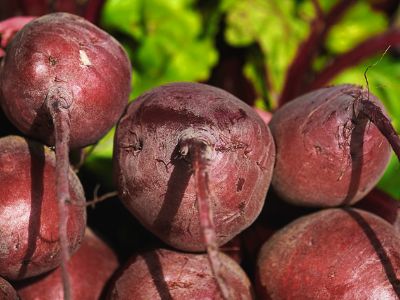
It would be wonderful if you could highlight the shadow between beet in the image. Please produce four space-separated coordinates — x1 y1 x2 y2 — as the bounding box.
344 208 400 296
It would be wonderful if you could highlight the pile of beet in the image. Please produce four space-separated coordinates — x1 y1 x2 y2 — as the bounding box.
1 12 400 300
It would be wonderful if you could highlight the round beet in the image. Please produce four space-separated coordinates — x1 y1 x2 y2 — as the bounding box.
114 82 275 252
0 13 131 297
107 248 254 300
16 228 118 300
0 12 131 149
114 82 274 298
256 208 400 299
0 277 17 300
270 84 393 207
0 136 86 280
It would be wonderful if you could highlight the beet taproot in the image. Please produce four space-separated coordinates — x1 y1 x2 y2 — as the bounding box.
256 208 400 299
107 248 254 300
270 84 396 207
0 135 86 280
16 228 118 300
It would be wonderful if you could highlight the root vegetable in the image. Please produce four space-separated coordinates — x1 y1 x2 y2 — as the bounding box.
256 208 400 299
114 82 275 298
16 228 118 300
0 136 86 281
107 248 254 300
0 13 131 298
270 84 396 207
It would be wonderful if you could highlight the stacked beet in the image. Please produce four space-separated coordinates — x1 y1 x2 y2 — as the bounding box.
0 12 131 300
0 11 400 300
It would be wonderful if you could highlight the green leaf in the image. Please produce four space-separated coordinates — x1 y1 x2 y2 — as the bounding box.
224 0 311 102
101 0 219 99
325 1 388 54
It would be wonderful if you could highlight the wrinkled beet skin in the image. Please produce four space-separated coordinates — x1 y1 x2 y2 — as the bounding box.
256 208 400 300
0 136 86 280
0 12 131 149
270 84 391 207
16 228 118 300
114 82 275 252
107 248 254 300
0 277 17 300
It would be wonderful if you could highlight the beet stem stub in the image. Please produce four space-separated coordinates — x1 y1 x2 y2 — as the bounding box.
182 136 231 300
46 87 72 300
359 99 400 162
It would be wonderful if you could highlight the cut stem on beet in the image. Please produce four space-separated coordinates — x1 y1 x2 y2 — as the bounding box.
358 98 400 161
183 137 231 300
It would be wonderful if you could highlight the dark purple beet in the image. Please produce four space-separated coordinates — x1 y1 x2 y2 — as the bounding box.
0 135 86 280
114 82 275 252
0 12 131 149
256 208 400 299
107 248 254 300
114 82 275 298
270 84 394 207
0 13 131 298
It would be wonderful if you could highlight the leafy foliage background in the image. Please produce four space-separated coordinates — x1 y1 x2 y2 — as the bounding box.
84 0 400 199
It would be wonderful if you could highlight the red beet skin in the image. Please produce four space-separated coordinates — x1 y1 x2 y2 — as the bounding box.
270 84 391 207
0 136 86 280
16 228 118 300
256 208 400 299
0 277 17 300
107 248 254 300
113 82 275 252
0 12 131 149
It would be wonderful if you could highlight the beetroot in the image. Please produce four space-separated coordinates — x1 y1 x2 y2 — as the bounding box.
16 228 118 300
114 82 274 251
256 208 400 299
0 277 17 300
114 82 274 298
107 248 254 300
269 84 396 207
0 13 131 297
354 188 399 224
0 12 131 149
0 135 86 280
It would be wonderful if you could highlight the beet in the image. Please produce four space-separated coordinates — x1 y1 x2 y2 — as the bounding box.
256 208 400 299
0 135 86 280
0 13 131 297
270 84 395 207
114 82 274 251
0 277 17 300
16 228 118 300
107 248 254 300
114 82 274 298
0 12 131 149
